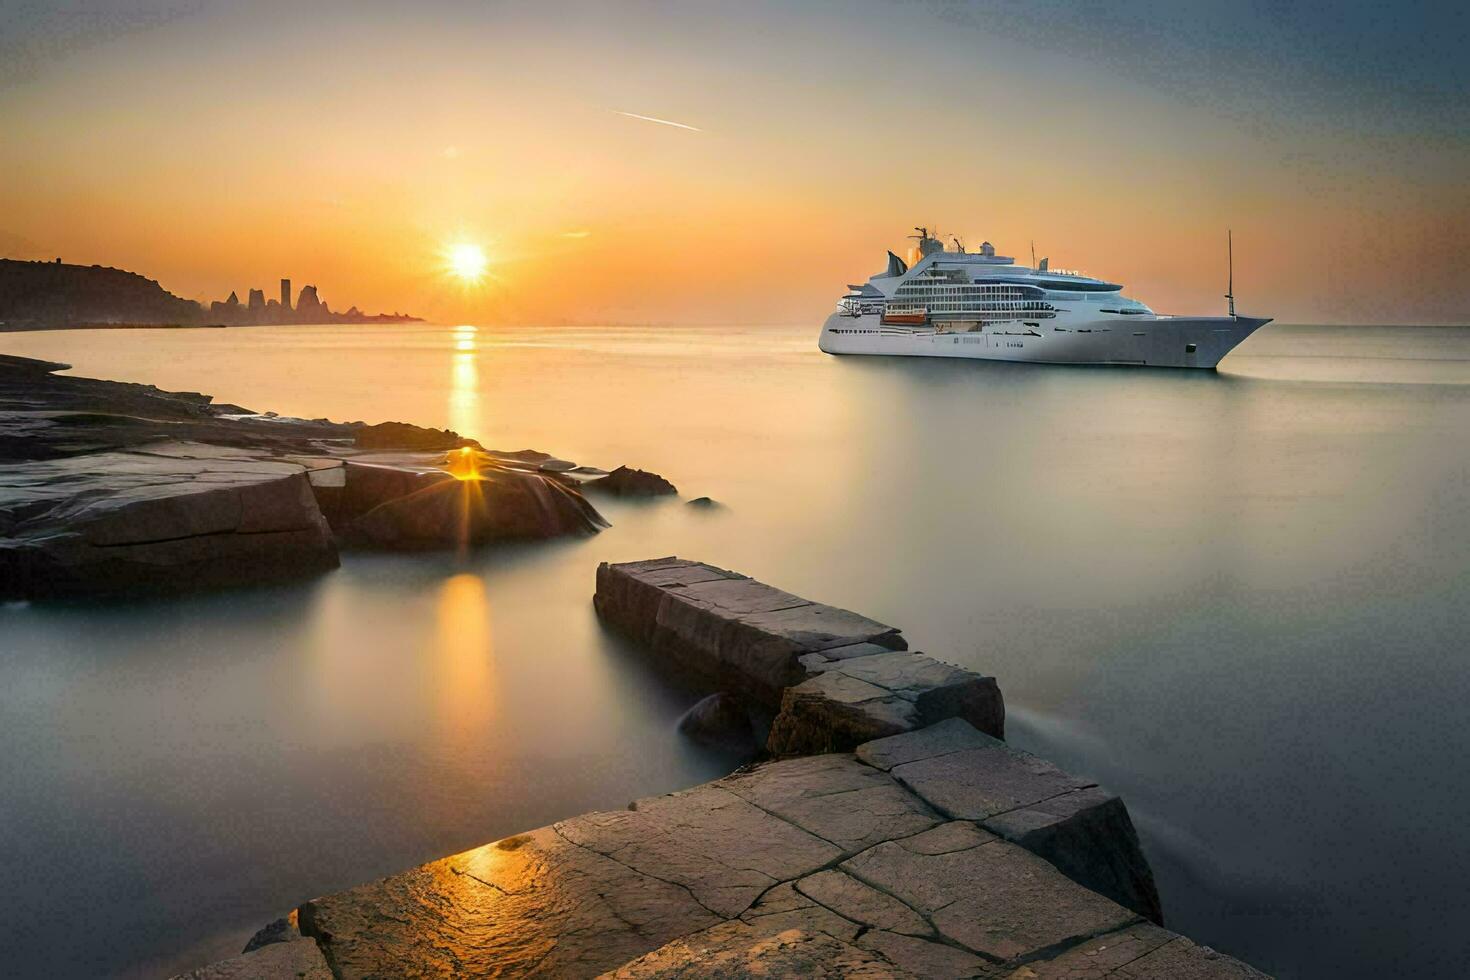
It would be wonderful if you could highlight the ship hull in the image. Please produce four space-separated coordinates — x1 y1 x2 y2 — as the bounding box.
819 312 1271 369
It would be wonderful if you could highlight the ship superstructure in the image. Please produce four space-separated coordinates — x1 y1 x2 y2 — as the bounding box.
819 228 1269 368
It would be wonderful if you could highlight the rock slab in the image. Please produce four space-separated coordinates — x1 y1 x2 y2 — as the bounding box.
276 734 1255 978
594 557 1003 750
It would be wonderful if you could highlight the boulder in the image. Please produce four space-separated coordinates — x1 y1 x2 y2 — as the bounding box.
585 465 677 497
676 693 757 752
342 466 607 549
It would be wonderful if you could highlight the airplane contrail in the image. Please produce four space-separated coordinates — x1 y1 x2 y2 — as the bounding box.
613 110 702 132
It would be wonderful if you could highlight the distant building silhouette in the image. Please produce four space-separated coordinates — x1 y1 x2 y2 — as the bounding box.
280 278 291 311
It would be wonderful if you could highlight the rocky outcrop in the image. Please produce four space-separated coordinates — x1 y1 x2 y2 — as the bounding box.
585 464 677 497
274 726 1258 978
594 558 1002 749
339 456 607 549
0 258 203 329
352 421 476 452
0 257 422 330
593 560 1156 921
0 357 609 598
0 442 339 598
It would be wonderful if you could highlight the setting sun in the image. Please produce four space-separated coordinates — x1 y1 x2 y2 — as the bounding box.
445 242 488 282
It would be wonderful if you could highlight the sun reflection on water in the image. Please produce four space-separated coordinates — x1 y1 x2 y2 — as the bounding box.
450 325 480 440
433 573 497 745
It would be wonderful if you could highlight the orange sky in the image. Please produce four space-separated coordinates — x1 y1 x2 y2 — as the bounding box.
1 1 1466 325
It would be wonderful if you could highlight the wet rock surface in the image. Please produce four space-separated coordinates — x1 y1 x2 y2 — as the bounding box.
0 357 607 597
585 464 678 496
277 727 1260 978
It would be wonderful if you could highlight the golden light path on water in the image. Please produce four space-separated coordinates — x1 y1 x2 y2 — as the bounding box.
451 325 480 439
433 573 497 749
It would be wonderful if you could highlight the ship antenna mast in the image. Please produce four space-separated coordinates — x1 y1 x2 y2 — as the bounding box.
1225 229 1235 318
1031 240 1036 270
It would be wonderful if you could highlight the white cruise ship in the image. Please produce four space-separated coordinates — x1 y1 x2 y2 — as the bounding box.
819 228 1270 369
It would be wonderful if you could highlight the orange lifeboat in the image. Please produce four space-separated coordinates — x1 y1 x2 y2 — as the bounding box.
881 309 928 326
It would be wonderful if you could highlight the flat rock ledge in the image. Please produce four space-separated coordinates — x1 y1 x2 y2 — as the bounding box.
188 723 1260 979
0 356 609 598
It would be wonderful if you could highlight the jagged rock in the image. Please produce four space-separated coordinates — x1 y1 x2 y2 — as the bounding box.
170 937 331 980
860 720 1162 923
585 465 677 496
352 421 476 451
676 693 757 752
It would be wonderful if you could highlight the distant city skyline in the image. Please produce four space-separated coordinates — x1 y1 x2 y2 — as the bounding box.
2 0 1467 324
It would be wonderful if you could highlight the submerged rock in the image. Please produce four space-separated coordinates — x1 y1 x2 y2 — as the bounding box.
585 465 677 497
686 496 721 508
676 693 757 752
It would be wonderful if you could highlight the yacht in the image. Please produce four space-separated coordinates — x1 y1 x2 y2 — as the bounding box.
819 228 1269 368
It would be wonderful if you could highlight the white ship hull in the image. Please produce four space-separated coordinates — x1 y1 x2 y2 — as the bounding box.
819 312 1270 369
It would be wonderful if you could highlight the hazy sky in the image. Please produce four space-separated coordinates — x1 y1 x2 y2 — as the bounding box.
2 0 1467 324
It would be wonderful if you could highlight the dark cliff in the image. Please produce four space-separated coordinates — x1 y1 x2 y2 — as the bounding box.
0 259 204 328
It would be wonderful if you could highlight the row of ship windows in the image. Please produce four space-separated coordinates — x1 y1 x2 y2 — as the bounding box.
889 303 1053 313
896 286 1035 295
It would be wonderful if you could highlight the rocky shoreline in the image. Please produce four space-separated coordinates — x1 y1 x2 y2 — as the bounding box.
180 560 1267 979
0 355 663 599
4 357 1269 977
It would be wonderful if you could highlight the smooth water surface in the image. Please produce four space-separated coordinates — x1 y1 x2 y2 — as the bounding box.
2 323 1468 978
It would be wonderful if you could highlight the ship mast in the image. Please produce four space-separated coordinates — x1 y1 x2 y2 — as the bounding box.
1225 229 1235 318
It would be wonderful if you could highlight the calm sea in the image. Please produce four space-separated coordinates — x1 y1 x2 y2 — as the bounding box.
1 323 1468 979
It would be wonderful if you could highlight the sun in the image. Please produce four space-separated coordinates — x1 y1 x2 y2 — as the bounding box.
445 242 488 282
